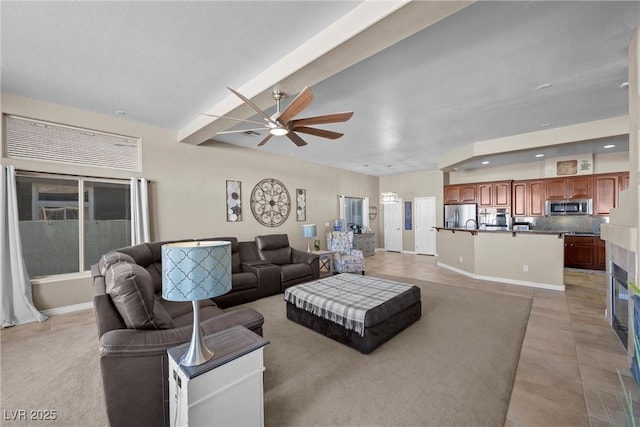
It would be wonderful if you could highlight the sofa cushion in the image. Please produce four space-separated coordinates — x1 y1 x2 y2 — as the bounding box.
99 251 135 276
280 263 312 282
106 261 174 330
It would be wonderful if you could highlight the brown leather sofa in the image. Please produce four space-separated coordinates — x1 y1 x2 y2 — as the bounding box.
255 234 320 290
91 239 266 427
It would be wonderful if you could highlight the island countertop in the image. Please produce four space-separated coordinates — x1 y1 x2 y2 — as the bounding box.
433 227 567 237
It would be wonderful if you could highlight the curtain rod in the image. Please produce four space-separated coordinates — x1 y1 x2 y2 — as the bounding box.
14 168 151 183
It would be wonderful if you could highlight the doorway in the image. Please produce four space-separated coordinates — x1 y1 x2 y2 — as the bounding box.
414 196 436 255
383 199 402 252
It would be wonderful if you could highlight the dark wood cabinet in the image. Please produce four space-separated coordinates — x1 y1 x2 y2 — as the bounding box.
444 186 460 204
564 235 606 271
529 180 545 216
477 181 510 207
564 236 595 269
512 182 526 216
619 172 630 192
478 183 492 207
594 174 618 215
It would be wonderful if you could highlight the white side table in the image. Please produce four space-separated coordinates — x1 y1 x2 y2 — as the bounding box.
312 250 334 274
168 326 269 427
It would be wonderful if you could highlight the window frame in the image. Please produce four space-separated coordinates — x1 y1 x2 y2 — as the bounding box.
16 171 131 279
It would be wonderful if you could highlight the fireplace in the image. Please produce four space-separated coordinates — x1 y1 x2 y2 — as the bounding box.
611 263 629 349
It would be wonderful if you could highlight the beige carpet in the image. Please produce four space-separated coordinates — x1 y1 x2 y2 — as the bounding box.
0 275 531 427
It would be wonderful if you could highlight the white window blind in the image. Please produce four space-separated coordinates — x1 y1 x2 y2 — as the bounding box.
5 115 141 171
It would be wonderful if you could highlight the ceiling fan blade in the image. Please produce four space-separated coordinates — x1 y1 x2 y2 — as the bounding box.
257 134 273 146
196 112 267 127
216 127 268 135
286 132 308 147
227 87 275 124
277 86 313 124
290 111 354 127
294 127 343 139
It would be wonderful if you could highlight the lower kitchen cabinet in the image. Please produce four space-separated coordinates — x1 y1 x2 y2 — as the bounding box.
564 235 605 271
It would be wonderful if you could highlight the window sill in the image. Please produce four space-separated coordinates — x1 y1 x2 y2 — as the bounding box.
31 271 91 285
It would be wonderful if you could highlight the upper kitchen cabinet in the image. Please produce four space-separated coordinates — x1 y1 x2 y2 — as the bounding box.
444 184 477 204
478 181 511 207
512 180 545 217
619 172 630 192
594 174 618 215
545 176 593 200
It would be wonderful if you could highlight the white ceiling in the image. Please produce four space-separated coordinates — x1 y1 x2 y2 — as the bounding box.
2 1 638 177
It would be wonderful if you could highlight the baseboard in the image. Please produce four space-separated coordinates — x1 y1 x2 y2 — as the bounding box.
437 262 565 292
40 301 93 317
402 250 417 255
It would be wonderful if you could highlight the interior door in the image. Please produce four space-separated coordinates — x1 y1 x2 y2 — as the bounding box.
383 199 403 252
415 196 436 255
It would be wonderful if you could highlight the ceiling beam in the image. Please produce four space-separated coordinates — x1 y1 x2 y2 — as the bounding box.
178 0 474 145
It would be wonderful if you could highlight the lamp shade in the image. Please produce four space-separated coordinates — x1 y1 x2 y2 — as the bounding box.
302 224 317 238
162 241 232 302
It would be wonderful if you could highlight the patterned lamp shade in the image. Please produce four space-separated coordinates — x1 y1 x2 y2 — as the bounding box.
161 241 232 366
302 224 317 238
162 241 232 302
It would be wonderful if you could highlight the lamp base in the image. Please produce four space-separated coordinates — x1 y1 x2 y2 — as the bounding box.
180 301 215 367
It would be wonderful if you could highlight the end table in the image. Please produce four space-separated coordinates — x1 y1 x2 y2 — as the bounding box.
312 250 334 275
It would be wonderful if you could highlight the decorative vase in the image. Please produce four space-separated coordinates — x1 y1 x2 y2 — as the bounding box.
314 240 321 251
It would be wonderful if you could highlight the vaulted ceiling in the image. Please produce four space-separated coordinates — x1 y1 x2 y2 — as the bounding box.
2 1 638 176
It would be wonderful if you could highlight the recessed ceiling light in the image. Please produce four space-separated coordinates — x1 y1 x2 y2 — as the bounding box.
481 161 490 165
620 82 629 89
536 83 552 90
535 154 544 158
604 144 616 149
540 123 551 127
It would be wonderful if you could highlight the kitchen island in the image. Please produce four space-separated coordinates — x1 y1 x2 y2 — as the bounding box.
435 228 566 291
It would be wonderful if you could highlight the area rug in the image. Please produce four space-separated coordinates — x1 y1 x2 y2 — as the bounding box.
254 274 533 427
0 274 532 427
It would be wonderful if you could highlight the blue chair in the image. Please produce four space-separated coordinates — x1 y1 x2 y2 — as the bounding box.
327 231 365 275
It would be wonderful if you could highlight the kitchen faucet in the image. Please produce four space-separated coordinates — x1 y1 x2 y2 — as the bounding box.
465 218 478 230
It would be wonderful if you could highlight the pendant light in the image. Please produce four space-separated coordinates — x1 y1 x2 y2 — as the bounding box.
380 164 399 204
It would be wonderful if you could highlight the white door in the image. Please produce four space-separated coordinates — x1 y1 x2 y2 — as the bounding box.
415 196 437 255
383 199 403 252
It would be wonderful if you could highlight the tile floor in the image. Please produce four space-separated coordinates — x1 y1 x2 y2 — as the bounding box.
365 251 639 427
2 251 639 426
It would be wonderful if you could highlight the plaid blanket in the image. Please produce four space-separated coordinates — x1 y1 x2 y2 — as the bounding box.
283 274 414 336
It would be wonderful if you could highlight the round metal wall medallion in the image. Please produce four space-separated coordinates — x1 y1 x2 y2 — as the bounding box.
250 178 291 227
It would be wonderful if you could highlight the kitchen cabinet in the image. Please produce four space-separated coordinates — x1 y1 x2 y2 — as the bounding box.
564 235 595 269
511 180 545 217
564 235 605 270
619 172 630 192
478 181 511 207
444 184 477 204
546 176 593 200
594 174 618 216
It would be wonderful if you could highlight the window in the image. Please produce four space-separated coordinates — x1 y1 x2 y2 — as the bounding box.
16 173 131 278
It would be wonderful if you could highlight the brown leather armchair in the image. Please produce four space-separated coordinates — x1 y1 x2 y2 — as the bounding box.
255 234 320 291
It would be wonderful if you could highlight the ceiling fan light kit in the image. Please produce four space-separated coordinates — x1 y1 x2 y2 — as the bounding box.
212 86 353 147
380 192 399 204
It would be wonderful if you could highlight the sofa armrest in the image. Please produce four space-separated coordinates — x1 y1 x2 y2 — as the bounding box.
241 260 272 270
242 262 281 298
291 248 319 265
100 308 264 357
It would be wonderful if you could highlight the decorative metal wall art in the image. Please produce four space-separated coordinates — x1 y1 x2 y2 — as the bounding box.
250 178 291 227
226 180 242 222
369 205 378 220
296 189 306 221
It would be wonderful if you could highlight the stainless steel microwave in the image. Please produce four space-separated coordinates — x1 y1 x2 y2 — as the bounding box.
545 199 593 216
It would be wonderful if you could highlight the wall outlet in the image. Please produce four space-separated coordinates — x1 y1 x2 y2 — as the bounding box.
459 256 463 263
325 222 330 227
523 265 528 272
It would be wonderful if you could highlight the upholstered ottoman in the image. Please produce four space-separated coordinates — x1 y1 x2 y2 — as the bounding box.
284 274 421 354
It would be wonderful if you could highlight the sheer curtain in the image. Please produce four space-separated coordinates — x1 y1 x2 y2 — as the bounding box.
130 177 150 245
1 165 47 327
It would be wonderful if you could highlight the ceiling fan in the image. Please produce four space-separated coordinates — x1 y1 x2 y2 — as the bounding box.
203 86 353 147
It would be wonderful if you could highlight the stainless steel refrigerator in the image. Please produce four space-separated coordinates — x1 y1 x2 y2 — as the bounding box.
444 203 478 229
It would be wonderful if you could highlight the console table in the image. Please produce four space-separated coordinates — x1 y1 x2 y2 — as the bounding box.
168 326 269 427
353 233 375 257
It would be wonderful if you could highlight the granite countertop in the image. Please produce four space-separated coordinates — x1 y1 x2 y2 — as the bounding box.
434 227 571 236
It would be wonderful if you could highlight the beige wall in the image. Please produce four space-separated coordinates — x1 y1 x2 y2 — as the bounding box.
448 150 629 184
1 94 379 310
435 230 475 273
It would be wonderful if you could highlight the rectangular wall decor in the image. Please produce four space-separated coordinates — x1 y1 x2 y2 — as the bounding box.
226 180 242 222
296 189 306 221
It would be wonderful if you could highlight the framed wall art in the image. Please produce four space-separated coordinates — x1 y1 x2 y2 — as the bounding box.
250 178 291 227
296 189 306 221
226 180 242 222
404 201 412 230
